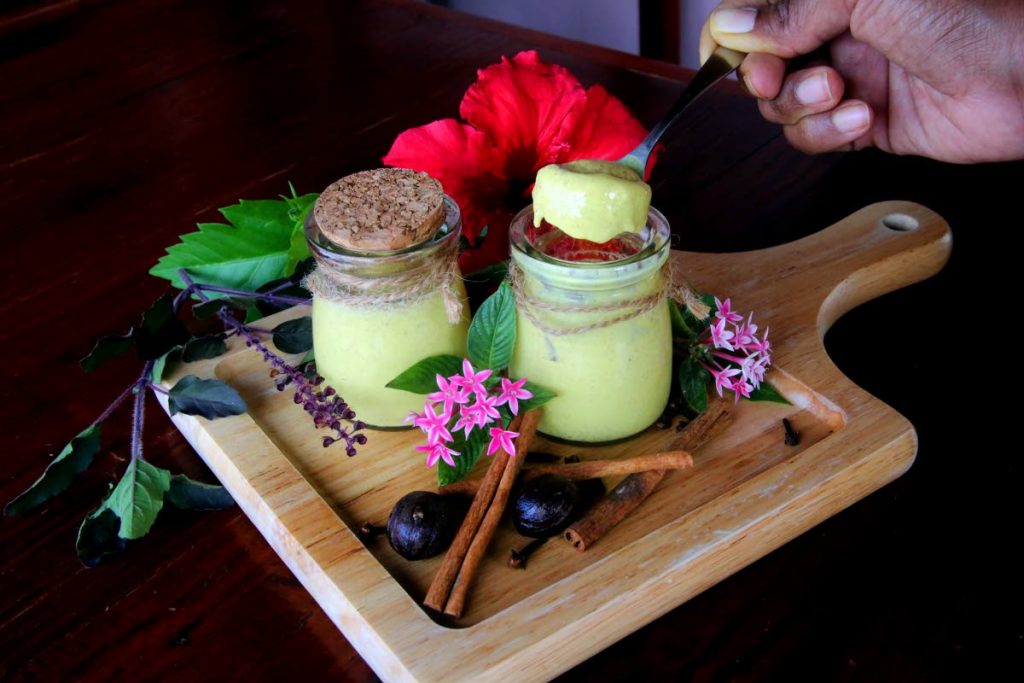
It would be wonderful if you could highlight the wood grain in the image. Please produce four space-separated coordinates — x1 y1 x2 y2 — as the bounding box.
2 0 1021 681
151 201 949 680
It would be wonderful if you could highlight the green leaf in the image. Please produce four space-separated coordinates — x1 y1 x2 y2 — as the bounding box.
518 381 556 413
149 190 318 291
151 346 183 383
467 281 516 371
135 294 190 360
668 299 694 339
386 355 463 394
679 356 710 413
168 375 247 419
76 507 127 567
272 317 312 354
166 474 235 510
437 409 513 486
747 381 791 405
182 334 227 362
80 330 134 372
670 294 718 341
96 459 172 540
5 424 102 516
437 425 488 487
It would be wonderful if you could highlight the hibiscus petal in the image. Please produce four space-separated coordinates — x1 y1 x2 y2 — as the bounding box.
460 51 587 178
382 118 506 241
563 84 656 179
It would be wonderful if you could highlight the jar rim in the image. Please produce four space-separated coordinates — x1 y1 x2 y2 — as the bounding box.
505 204 667 274
305 195 462 264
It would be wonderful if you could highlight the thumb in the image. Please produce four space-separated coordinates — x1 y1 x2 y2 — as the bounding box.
706 1 855 59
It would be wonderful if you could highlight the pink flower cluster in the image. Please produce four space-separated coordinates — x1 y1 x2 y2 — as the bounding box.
700 298 772 403
407 359 533 468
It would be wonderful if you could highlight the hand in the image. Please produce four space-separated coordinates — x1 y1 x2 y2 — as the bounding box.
700 0 1024 163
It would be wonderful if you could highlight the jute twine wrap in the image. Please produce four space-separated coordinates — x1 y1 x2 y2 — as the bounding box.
305 244 464 323
508 258 710 337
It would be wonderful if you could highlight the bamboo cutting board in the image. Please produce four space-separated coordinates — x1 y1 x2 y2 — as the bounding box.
157 201 950 682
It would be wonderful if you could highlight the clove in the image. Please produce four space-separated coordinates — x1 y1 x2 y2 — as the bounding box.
508 537 547 569
357 521 387 541
782 418 800 446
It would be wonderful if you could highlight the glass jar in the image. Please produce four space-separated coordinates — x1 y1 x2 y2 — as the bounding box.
305 197 469 428
508 205 672 442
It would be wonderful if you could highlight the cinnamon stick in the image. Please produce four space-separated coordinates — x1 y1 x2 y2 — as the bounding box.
564 398 732 552
443 408 542 617
422 411 525 612
438 450 695 497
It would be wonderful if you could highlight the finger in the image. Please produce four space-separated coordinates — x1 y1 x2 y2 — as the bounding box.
699 20 716 65
782 100 874 154
738 52 787 100
708 1 853 59
758 66 845 124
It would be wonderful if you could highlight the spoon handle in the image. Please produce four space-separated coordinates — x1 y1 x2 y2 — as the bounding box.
619 47 745 177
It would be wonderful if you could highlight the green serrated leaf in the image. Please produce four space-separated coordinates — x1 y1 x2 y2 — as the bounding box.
747 381 791 405
135 294 190 360
168 375 247 419
101 459 171 539
518 381 556 413
166 474 235 510
386 355 464 394
80 330 134 372
679 355 710 413
76 507 127 567
272 317 312 354
182 334 227 362
5 424 102 516
467 281 516 371
149 190 318 291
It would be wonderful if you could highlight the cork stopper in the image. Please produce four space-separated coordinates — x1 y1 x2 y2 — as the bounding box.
313 168 445 251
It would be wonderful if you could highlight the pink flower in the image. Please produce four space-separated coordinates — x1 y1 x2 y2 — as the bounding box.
734 314 759 352
708 317 736 351
427 373 468 415
468 392 501 427
455 358 493 398
709 365 741 398
412 402 453 445
495 377 533 415
740 354 769 388
487 426 519 457
714 297 743 324
417 442 459 468
452 408 477 439
750 327 771 357
730 376 753 403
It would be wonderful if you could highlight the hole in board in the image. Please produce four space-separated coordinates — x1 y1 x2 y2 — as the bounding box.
881 213 919 232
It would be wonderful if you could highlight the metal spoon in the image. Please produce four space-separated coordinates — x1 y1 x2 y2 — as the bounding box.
618 47 745 178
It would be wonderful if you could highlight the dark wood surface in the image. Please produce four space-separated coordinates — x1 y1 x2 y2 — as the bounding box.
2 1 1021 680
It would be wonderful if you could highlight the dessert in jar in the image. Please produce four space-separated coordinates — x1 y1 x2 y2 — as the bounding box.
305 169 469 428
508 159 675 442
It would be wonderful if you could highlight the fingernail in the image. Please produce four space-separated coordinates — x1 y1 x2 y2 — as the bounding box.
710 8 758 34
832 103 870 133
742 73 762 99
795 73 831 105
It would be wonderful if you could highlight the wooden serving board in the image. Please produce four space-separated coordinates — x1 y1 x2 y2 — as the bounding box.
157 201 951 682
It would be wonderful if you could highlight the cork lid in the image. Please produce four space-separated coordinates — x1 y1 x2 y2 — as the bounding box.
313 168 446 251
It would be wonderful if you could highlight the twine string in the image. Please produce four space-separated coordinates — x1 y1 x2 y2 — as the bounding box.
508 257 709 337
306 245 464 323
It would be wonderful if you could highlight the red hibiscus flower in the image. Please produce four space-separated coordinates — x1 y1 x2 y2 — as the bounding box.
383 50 654 273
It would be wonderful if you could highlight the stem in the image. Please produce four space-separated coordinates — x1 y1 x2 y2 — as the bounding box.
94 383 136 426
147 383 169 395
195 284 310 307
130 361 154 461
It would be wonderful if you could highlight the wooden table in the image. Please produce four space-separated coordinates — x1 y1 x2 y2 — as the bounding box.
2 1 1020 680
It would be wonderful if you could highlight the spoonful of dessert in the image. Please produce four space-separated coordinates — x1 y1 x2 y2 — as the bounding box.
532 47 745 244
